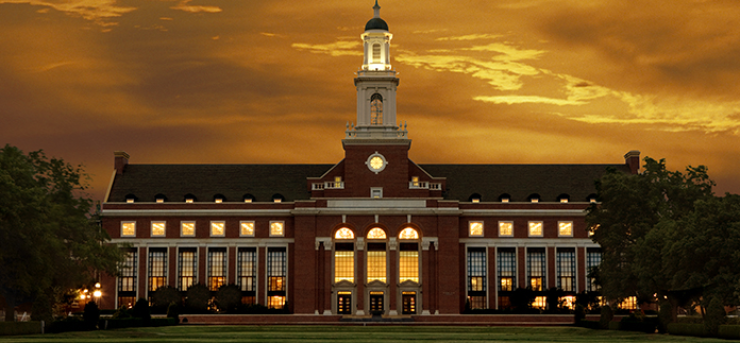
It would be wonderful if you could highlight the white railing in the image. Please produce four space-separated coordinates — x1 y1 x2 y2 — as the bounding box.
312 182 345 190
409 182 442 190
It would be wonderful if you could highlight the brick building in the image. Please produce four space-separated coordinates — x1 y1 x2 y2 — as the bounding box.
99 2 640 316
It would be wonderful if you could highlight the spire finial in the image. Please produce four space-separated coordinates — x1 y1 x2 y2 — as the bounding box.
373 0 380 18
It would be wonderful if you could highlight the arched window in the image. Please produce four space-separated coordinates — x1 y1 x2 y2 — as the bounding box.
367 227 387 239
334 227 354 240
398 227 419 240
367 227 387 283
370 93 383 125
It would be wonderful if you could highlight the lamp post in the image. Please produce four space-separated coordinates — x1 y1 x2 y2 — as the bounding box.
93 283 102 307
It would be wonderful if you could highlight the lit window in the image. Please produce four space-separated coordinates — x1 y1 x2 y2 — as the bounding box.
588 224 599 237
372 44 381 62
367 246 387 283
527 248 546 291
121 222 136 237
267 247 286 309
619 296 638 310
531 198 539 203
469 222 483 237
156 198 164 203
151 221 166 237
557 248 575 292
371 93 383 125
411 176 420 187
334 244 354 283
533 296 547 310
210 221 225 237
148 248 167 293
126 198 134 203
558 222 573 237
528 221 543 237
399 243 419 283
498 248 516 291
399 228 419 240
185 198 194 203
472 198 480 203
178 248 196 291
334 176 343 188
498 221 513 237
215 198 223 203
270 221 284 237
273 198 282 203
560 198 568 203
334 228 354 240
367 228 386 239
181 222 195 237
467 247 486 309
240 221 255 237
208 248 227 291
269 296 285 309
590 198 597 203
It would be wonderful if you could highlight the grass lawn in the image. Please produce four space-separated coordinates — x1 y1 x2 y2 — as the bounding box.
0 325 729 343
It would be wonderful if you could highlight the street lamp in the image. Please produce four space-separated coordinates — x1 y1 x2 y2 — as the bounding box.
93 283 102 306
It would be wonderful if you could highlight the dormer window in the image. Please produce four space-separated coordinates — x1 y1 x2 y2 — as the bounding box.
499 193 511 203
214 194 225 203
127 198 135 203
469 193 481 203
558 194 570 203
243 194 254 203
411 176 420 187
185 198 194 203
588 194 597 203
528 194 540 203
155 194 167 203
272 194 284 203
184 194 196 203
334 176 343 188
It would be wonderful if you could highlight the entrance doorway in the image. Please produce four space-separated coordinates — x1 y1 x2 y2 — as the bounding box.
369 291 384 313
337 291 352 315
402 291 416 314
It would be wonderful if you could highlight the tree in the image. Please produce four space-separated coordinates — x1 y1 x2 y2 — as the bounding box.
586 157 714 307
0 145 124 321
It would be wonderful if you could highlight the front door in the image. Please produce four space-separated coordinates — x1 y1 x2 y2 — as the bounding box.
402 291 416 314
337 292 352 315
370 291 384 313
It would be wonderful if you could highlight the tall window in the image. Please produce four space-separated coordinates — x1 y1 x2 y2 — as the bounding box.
370 93 383 125
267 247 287 309
334 243 355 283
237 247 256 304
148 248 167 294
399 243 419 283
178 248 197 291
527 248 546 291
497 248 516 292
372 43 381 62
118 249 137 308
208 248 226 291
586 248 602 292
367 243 387 283
467 247 486 309
557 248 575 292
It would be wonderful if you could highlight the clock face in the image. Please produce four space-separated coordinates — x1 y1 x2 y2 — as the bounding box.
366 153 387 173
370 156 384 170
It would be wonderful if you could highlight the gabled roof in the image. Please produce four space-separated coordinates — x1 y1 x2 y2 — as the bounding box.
419 164 628 202
107 164 333 203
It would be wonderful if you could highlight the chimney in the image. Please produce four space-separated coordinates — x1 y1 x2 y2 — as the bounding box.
624 150 640 174
114 151 130 175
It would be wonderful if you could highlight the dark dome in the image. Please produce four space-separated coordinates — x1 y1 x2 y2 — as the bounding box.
365 17 388 31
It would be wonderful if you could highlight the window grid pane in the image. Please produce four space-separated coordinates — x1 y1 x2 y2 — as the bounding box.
208 248 226 291
178 248 197 291
367 250 387 283
527 248 545 291
334 250 355 283
118 250 137 293
497 248 516 291
399 250 419 283
148 248 167 292
467 248 486 292
557 248 575 292
587 248 602 292
237 248 256 292
267 248 287 293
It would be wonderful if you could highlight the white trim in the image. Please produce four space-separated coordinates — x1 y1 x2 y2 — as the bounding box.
110 238 294 245
103 169 117 203
102 209 294 216
239 221 256 237
457 238 598 247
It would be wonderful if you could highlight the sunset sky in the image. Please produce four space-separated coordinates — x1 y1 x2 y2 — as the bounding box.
2 0 740 201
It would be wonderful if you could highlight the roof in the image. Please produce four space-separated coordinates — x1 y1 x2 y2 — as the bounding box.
107 164 333 203
365 17 388 31
107 162 627 203
419 164 629 202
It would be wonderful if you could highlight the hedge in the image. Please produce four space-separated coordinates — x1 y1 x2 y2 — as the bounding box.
0 321 42 336
668 323 707 337
575 320 600 329
102 317 177 330
619 316 657 333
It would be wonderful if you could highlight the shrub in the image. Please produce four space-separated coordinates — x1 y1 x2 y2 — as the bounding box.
111 305 132 319
599 305 614 329
185 284 211 313
83 302 100 329
619 314 657 333
31 293 53 323
215 284 242 313
657 300 672 334
0 322 42 336
167 302 180 323
719 325 740 339
46 317 88 333
132 298 151 321
705 296 726 336
668 323 707 337
510 288 536 312
152 286 181 313
576 320 600 329
574 304 586 324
